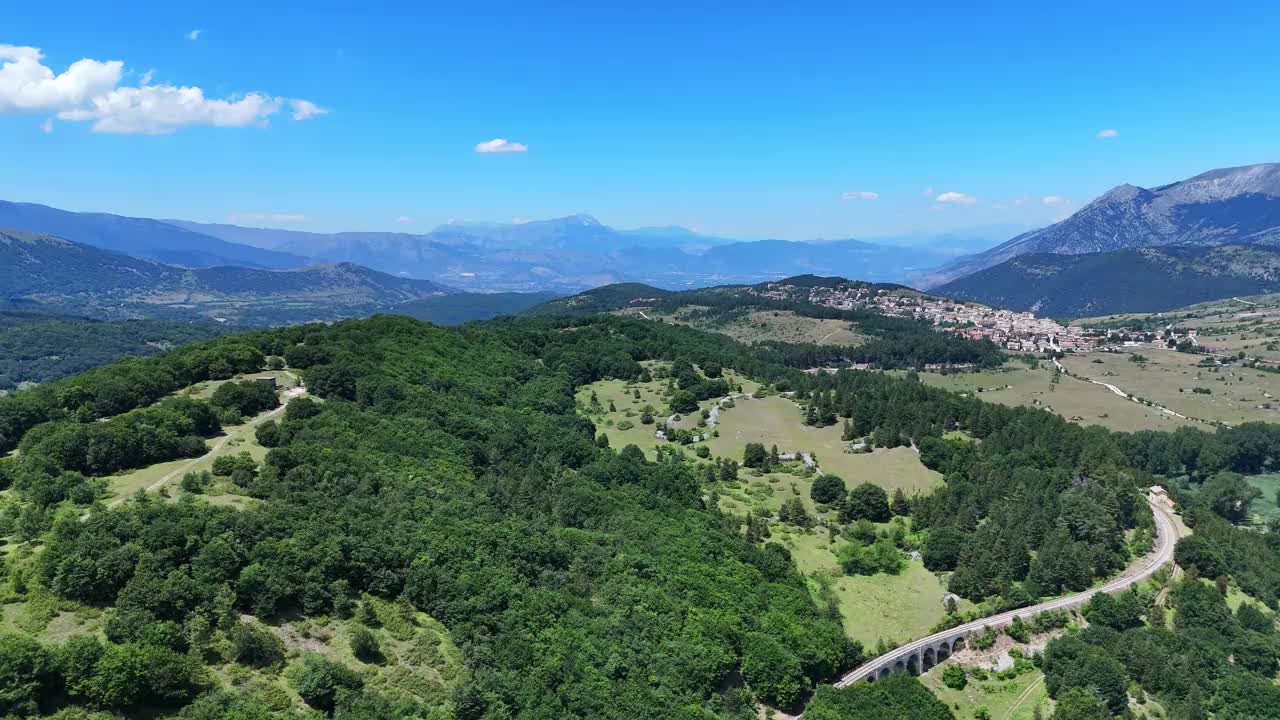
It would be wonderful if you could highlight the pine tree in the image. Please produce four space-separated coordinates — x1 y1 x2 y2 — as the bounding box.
891 488 909 516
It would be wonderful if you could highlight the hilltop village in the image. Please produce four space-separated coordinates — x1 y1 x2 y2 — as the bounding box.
752 281 1204 355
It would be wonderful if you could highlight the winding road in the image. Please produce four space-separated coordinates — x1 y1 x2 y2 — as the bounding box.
830 496 1177 688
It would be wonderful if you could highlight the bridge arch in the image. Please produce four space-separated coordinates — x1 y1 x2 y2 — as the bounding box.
922 646 936 670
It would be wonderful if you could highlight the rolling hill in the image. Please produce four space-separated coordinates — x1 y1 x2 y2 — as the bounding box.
935 244 1280 317
0 229 454 324
922 163 1280 287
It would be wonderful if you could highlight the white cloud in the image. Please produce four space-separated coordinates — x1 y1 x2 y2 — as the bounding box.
474 138 528 153
39 117 52 133
928 205 945 212
935 191 977 205
1042 196 1067 205
840 191 879 201
186 29 202 41
1096 128 1118 138
992 203 1008 210
290 99 327 120
1014 197 1030 206
227 212 308 224
0 45 122 113
395 215 415 224
60 86 284 134
0 42 323 134
511 217 531 224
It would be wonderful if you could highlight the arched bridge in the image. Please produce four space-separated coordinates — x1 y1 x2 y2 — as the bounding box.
833 498 1177 687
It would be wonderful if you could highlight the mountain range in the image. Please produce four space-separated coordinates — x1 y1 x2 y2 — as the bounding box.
0 229 453 324
936 244 1280 317
921 163 1280 288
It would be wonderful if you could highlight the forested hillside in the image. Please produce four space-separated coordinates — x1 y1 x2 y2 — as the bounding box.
1 313 1279 718
0 309 229 391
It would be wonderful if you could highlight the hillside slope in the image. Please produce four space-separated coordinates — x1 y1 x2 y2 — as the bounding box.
0 229 453 323
923 163 1280 287
935 244 1280 316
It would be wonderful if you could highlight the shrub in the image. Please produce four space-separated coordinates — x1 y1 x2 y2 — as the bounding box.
941 664 967 690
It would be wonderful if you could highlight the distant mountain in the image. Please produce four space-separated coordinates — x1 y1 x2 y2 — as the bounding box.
0 229 453 324
0 200 309 269
393 292 560 325
167 215 970 292
922 163 1280 287
935 244 1280 317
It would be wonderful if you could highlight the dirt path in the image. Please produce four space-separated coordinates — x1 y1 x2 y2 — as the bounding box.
102 378 306 510
1002 675 1044 720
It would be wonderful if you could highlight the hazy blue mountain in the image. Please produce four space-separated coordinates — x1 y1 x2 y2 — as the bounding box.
392 292 560 325
0 200 309 269
922 163 1280 287
0 229 453 324
935 244 1280 317
166 215 964 291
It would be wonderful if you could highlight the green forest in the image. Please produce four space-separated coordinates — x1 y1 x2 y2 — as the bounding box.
0 309 229 391
0 312 1278 718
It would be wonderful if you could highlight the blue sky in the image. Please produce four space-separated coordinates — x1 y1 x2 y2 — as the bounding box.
2 1 1278 240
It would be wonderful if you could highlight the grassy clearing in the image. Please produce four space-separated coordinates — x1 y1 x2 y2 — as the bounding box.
106 378 295 506
203 595 462 713
799 549 967 649
703 395 942 494
1245 473 1280 524
915 362 1197 433
921 666 1049 720
618 307 868 347
577 362 761 459
1060 349 1280 426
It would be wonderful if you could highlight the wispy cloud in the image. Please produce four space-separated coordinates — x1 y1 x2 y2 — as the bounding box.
474 138 528 153
1096 128 1118 139
395 215 415 224
227 212 308 224
186 29 202 41
0 43 323 134
39 117 52 133
922 186 934 197
935 191 977 205
1042 196 1068 205
289 99 328 121
840 191 879 201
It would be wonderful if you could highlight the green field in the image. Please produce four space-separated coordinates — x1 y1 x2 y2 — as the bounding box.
617 306 868 347
915 362 1197 433
777 531 967 649
1060 349 1280 426
704 395 943 494
1246 473 1280 524
921 666 1049 720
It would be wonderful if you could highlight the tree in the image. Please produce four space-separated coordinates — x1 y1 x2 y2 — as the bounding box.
1050 688 1109 720
293 655 364 713
669 390 699 414
0 632 54 716
779 497 815 528
941 664 967 689
350 627 383 664
844 482 890 522
810 474 847 505
1198 471 1263 523
922 526 968 571
230 621 284 668
891 488 909 516
743 443 768 469
739 632 805 707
